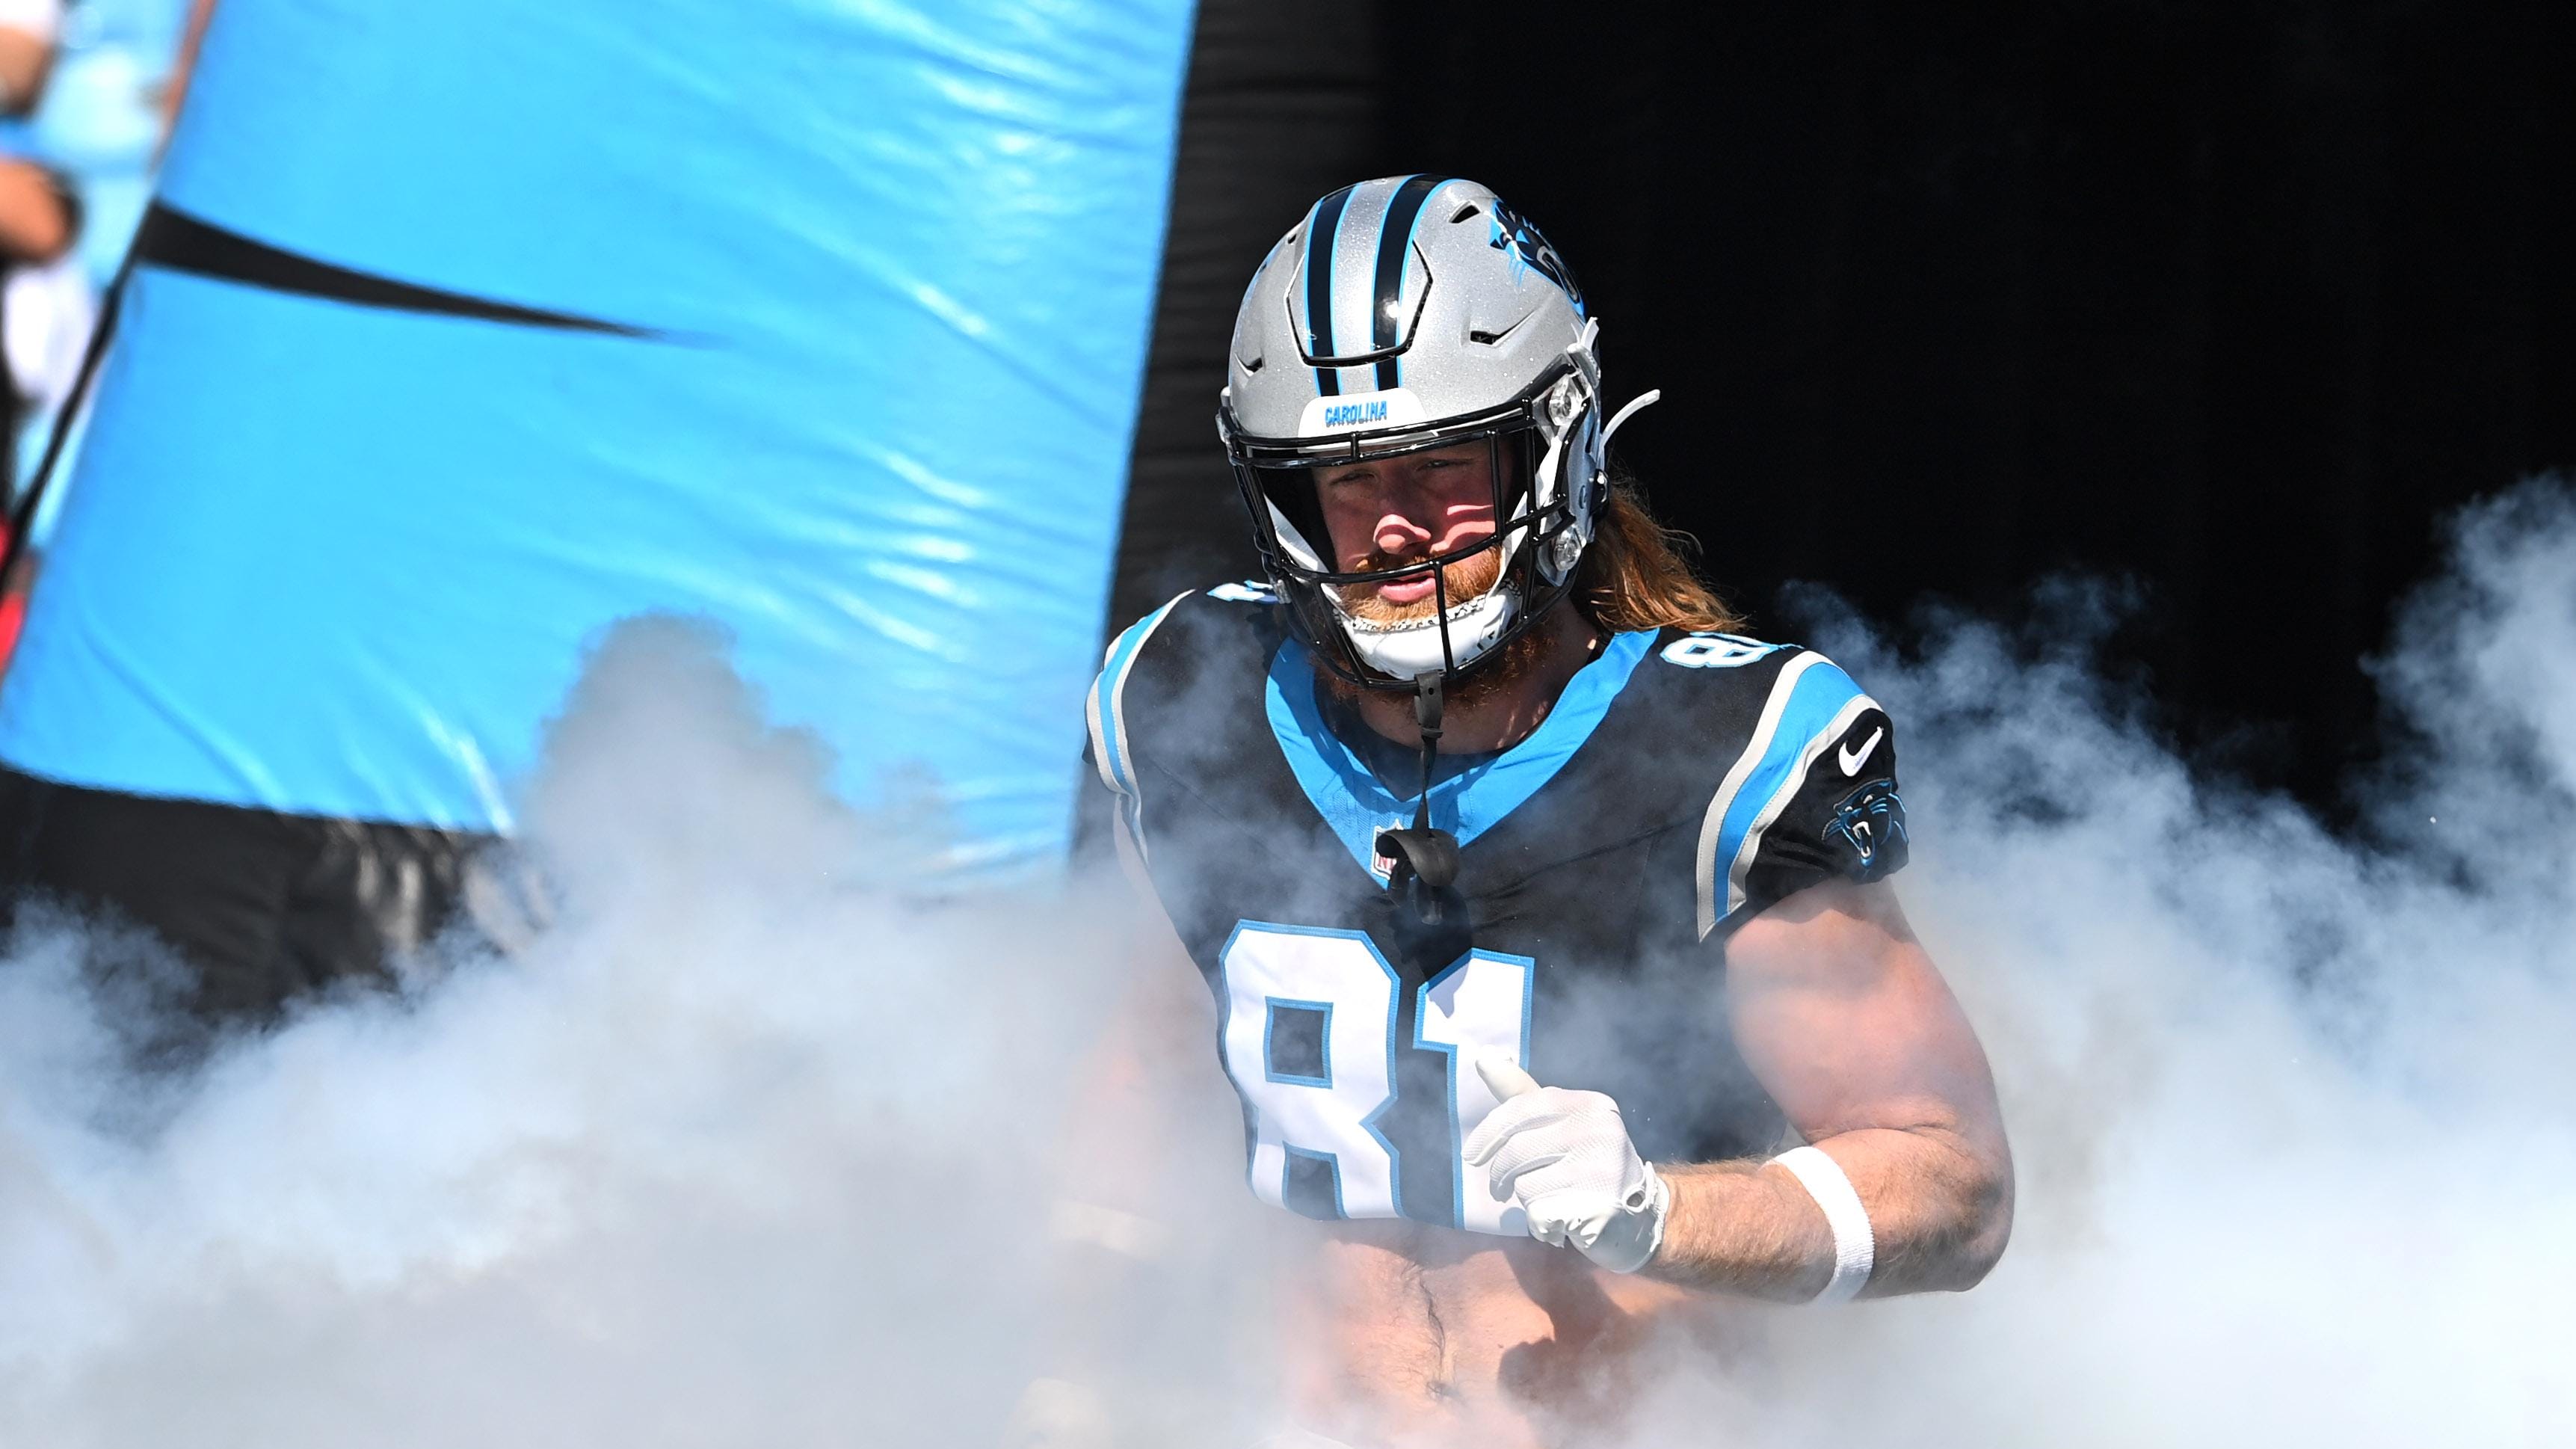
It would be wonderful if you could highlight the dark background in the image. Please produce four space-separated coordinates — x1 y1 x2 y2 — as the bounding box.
1110 0 2575 812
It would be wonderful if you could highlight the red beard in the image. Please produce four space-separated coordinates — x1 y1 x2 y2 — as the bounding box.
1322 544 1550 711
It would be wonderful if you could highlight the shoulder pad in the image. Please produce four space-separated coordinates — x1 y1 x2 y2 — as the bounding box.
1087 592 1194 799
1687 647 1896 937
1085 585 1282 802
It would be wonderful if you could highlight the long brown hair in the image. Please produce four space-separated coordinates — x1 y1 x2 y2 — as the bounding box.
1569 479 1745 634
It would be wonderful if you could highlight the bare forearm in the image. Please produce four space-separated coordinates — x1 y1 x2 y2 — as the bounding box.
1645 1127 2012 1301
1642 1157 1831 1300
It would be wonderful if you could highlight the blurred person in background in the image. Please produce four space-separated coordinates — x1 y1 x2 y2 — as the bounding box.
0 0 202 663
10 0 209 484
0 0 82 498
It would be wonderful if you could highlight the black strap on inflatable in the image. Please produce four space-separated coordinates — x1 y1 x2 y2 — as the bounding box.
0 201 666 631
135 203 654 336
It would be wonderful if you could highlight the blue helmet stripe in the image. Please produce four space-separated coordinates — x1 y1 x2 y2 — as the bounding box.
1304 184 1356 398
1369 175 1454 390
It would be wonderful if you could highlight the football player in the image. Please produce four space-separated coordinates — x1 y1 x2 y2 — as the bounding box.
1065 176 2012 1448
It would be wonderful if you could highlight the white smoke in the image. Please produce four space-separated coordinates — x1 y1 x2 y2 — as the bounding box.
1627 481 2576 1447
0 617 1266 1448
0 487 2569 1448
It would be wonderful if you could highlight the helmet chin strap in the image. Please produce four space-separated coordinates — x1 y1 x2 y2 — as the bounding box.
1338 584 1517 677
1372 562 1463 926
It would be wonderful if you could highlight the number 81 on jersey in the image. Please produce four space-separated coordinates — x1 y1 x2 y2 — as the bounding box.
1217 922 1535 1234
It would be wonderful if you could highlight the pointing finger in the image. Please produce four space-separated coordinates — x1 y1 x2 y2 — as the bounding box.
1476 1053 1540 1101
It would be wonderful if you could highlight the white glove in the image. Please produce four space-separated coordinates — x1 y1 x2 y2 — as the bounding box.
1464 1054 1668 1273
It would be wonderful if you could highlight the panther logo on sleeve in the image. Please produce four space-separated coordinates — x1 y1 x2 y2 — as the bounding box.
1823 777 1909 879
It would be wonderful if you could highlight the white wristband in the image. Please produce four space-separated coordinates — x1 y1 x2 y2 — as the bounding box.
1770 1145 1874 1303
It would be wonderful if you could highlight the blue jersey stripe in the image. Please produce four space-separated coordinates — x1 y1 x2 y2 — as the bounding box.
1265 630 1658 879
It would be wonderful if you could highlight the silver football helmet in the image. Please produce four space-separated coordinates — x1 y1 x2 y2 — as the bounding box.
1217 176 1659 689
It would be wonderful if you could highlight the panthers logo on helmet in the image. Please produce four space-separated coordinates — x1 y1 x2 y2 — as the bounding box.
1823 777 1909 879
1487 197 1584 316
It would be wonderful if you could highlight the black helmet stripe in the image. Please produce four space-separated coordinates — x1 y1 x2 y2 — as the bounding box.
1370 175 1454 390
1304 184 1357 397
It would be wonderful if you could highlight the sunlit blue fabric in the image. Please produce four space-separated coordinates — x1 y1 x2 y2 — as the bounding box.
0 0 1195 871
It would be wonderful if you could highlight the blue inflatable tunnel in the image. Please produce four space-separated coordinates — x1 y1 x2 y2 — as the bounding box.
0 0 1198 1015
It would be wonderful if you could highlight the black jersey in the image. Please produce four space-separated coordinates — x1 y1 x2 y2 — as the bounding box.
1083 582 1908 1237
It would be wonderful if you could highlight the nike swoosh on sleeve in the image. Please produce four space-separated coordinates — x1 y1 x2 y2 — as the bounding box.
1837 727 1885 776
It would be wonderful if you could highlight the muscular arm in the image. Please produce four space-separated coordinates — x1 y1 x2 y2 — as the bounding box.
1643 878 2013 1300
